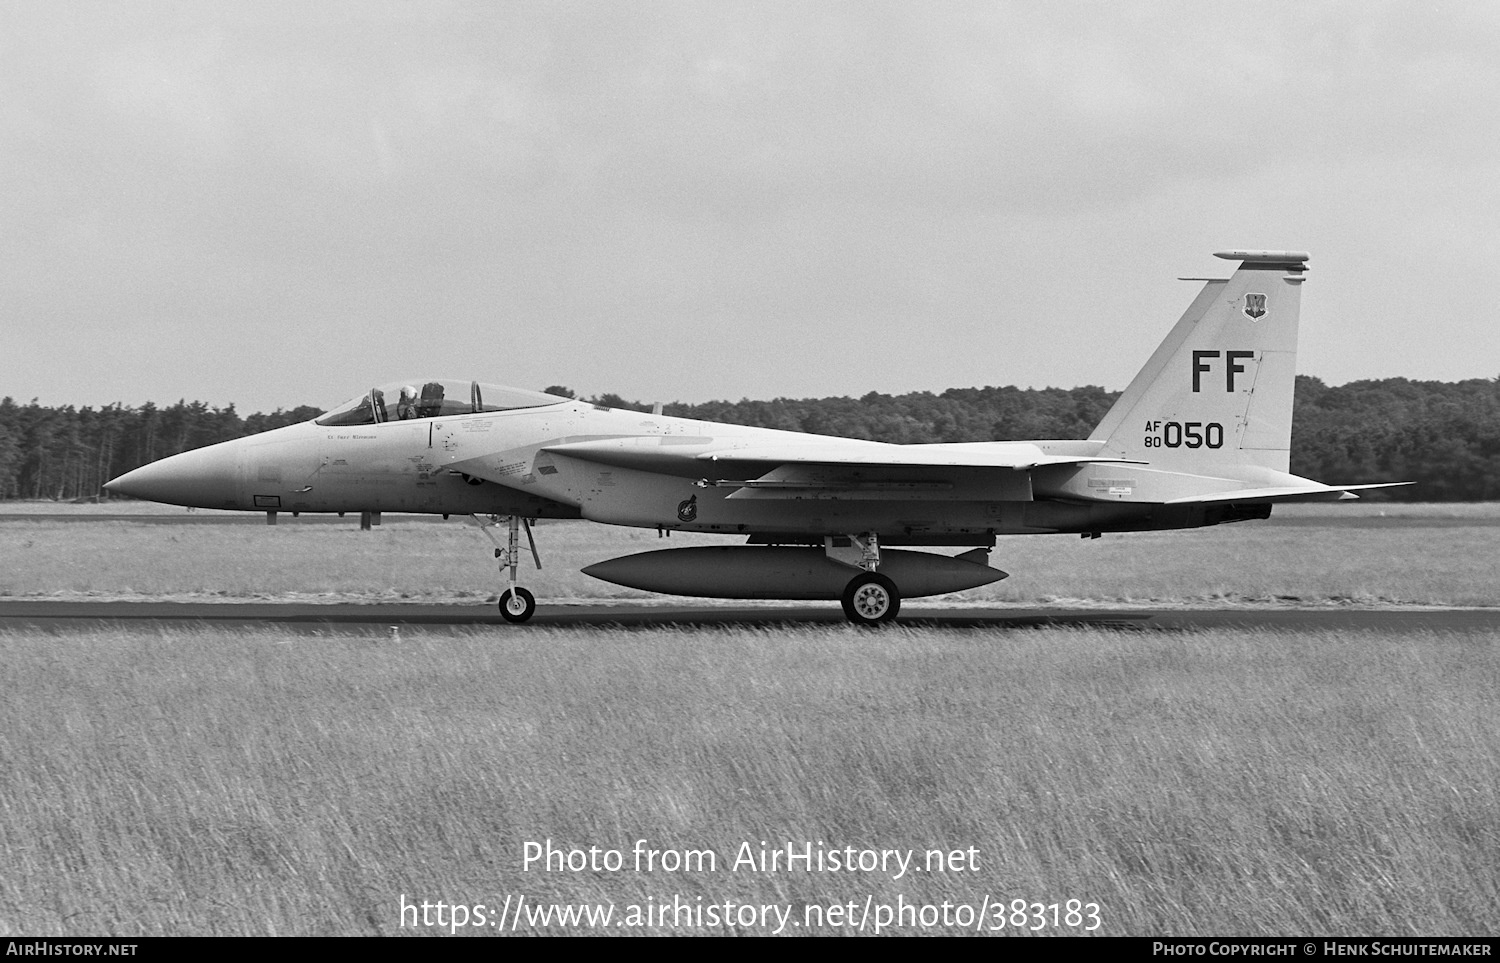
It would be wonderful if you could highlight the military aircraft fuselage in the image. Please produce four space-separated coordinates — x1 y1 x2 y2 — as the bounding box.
108 391 1275 542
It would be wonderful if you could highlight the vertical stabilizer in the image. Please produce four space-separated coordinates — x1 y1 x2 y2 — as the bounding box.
1089 251 1308 474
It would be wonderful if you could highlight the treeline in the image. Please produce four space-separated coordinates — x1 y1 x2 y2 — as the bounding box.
2 375 1497 501
1289 376 1500 501
0 399 322 501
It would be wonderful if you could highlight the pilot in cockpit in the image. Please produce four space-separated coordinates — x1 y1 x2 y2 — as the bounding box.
396 385 419 420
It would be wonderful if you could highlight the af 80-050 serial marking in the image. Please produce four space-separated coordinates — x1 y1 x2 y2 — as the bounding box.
105 250 1406 624
1143 422 1225 449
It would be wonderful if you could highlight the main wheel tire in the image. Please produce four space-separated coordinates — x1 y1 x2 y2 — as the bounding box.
498 587 536 623
841 572 900 625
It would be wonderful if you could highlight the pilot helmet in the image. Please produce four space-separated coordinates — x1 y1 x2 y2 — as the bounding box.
400 385 417 399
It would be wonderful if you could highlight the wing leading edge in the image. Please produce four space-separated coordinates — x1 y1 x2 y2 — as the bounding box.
539 437 1145 477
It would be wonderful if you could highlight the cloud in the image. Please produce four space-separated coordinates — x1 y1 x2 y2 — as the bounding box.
2 2 1497 411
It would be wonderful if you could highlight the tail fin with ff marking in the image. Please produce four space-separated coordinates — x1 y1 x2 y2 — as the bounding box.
1089 250 1308 474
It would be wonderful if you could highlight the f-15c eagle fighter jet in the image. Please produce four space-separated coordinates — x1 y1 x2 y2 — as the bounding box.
105 250 1403 624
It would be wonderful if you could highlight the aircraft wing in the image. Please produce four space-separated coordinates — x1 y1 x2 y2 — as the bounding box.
699 443 1146 471
538 437 1143 477
1166 482 1414 504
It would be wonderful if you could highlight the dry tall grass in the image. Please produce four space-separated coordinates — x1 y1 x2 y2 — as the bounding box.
2 623 1495 935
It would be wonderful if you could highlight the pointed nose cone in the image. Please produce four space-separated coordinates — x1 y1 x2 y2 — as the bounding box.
104 442 244 509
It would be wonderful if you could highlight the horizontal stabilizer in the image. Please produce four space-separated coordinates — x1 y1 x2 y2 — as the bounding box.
1167 482 1413 505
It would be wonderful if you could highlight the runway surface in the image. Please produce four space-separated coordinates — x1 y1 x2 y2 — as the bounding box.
2 600 1497 633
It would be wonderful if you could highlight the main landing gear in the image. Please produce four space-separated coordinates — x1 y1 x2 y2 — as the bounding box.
830 533 901 626
470 515 541 623
841 572 900 625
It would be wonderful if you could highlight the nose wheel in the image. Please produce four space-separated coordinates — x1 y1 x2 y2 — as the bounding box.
499 587 536 623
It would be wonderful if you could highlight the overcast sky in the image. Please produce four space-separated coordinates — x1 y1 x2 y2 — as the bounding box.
3 1 1497 414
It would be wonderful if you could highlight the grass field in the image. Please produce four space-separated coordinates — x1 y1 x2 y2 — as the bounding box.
2 502 1497 936
1 623 1496 936
2 502 1499 607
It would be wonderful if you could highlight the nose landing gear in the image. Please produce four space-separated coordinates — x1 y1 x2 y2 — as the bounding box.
470 514 541 623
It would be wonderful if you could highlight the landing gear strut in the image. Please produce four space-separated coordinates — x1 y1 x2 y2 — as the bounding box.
829 532 901 625
470 515 541 623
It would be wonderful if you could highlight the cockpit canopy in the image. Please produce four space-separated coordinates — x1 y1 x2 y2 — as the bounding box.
315 380 568 427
